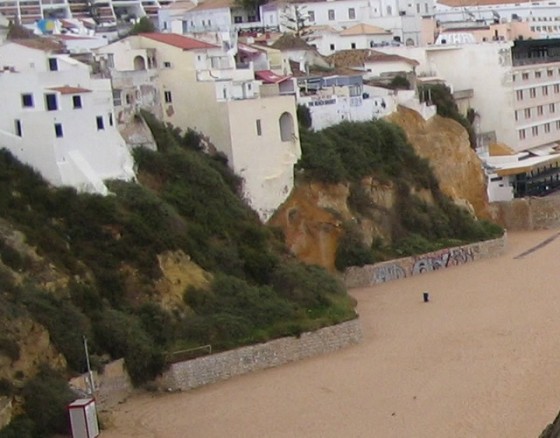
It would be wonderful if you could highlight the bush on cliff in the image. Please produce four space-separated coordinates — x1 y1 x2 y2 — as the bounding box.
296 120 503 270
0 113 358 396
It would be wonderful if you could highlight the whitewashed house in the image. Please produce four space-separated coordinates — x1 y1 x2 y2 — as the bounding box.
0 39 135 194
97 32 301 221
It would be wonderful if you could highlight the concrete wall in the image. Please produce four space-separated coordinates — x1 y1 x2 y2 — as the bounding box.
489 197 560 230
159 319 362 391
344 235 507 288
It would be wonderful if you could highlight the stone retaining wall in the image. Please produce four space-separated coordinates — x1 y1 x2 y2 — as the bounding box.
490 197 560 230
159 318 362 391
343 235 507 289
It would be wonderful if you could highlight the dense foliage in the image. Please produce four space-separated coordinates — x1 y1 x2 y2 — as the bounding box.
0 113 356 412
296 119 503 269
418 84 477 149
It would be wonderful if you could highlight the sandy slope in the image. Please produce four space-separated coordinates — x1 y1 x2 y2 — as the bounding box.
101 230 560 438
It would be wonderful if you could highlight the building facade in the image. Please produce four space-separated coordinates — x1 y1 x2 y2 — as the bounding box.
98 32 301 221
0 40 135 194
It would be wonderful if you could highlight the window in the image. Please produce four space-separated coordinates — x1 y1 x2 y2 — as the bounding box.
21 93 33 108
519 129 526 140
328 9 335 20
522 72 529 80
125 94 132 105
525 108 531 118
551 103 555 112
515 110 519 121
109 113 113 126
348 7 355 19
545 123 551 133
308 10 315 21
96 116 104 130
234 16 242 23
536 71 542 78
530 88 536 98
112 89 122 106
557 120 560 130
548 69 554 77
45 93 57 111
513 74 517 82
164 91 172 103
256 119 262 136
72 95 82 109
543 85 549 95
516 90 524 100
351 42 356 49
387 5 392 14
330 43 335 50
279 112 295 142
15 119 22 137
48 58 58 71
555 84 560 93
538 105 544 115
164 61 172 68
54 123 63 138
532 126 539 136
416 3 420 13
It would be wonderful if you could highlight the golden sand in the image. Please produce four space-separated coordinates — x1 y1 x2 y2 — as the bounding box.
102 230 560 438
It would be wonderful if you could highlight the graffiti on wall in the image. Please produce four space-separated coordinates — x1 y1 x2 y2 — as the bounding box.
372 263 406 284
412 247 476 275
370 246 478 284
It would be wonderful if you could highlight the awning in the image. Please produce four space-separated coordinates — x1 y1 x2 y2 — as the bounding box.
255 70 291 84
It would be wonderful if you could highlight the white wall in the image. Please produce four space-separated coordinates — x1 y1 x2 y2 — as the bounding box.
0 45 134 194
226 95 301 222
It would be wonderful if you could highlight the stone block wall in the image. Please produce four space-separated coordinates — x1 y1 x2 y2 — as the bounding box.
159 319 362 391
490 197 560 230
343 235 507 289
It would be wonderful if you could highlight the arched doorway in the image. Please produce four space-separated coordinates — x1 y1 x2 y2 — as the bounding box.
133 55 146 70
279 112 294 142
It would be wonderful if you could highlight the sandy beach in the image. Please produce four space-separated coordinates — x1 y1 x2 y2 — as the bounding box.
102 230 560 438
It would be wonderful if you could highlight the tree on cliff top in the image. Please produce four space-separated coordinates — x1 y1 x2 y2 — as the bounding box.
418 84 477 149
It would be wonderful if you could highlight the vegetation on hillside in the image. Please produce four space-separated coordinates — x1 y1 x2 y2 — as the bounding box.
0 115 356 437
296 119 503 270
418 84 477 149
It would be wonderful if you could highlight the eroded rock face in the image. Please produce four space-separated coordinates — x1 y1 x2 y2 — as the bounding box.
387 106 490 219
269 182 350 272
155 250 212 311
271 107 490 271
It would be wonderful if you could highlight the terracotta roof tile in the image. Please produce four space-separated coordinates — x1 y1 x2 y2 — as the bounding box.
327 49 418 67
47 86 92 94
271 33 313 50
139 32 218 50
339 23 390 36
11 38 65 53
190 0 235 11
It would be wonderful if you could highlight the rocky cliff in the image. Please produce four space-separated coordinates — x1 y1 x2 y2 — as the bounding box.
270 106 491 271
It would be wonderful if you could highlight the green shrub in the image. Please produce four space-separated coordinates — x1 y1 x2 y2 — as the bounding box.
21 289 93 373
0 337 20 362
335 222 374 271
0 415 35 438
93 309 164 385
22 366 75 436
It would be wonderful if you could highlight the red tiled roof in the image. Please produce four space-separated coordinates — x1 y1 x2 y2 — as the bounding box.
255 70 291 84
139 32 218 50
47 86 92 94
11 38 64 53
365 50 419 66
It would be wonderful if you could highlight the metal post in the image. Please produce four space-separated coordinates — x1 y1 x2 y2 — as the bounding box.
83 336 95 395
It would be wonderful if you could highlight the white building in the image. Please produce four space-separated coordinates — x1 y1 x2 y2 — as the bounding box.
0 39 135 194
435 0 560 39
296 74 393 130
97 32 301 221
